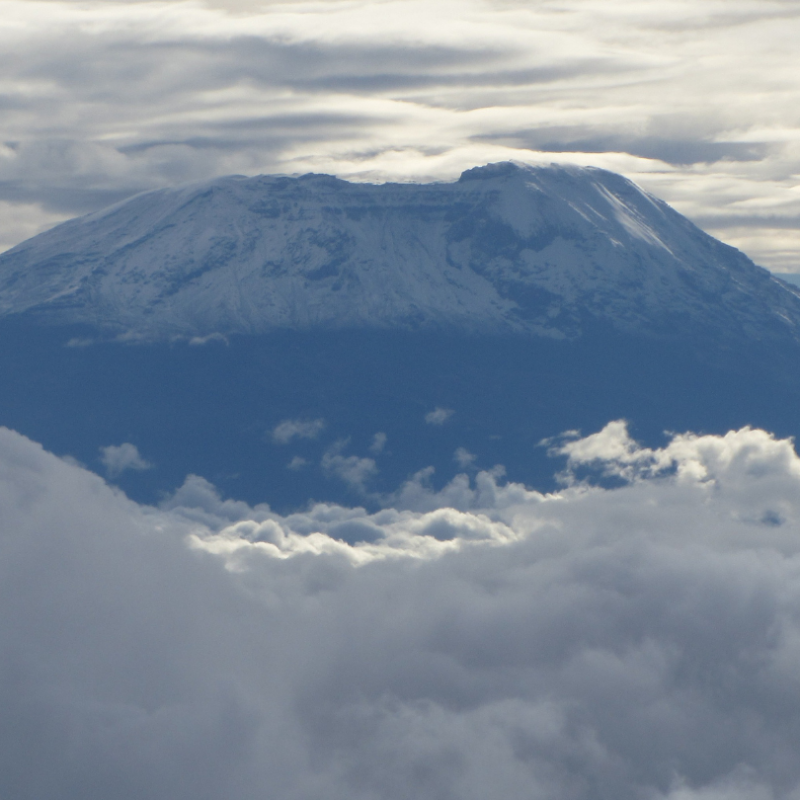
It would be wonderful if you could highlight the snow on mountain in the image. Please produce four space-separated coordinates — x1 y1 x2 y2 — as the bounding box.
0 161 798 340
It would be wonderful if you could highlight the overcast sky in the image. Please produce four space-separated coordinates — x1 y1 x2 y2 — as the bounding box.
2 0 800 271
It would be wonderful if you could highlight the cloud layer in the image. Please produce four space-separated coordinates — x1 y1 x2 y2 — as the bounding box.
5 420 800 798
1 0 800 270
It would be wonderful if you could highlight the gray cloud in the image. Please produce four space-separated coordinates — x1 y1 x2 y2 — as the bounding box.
271 418 326 444
425 407 454 425
369 432 387 454
454 446 477 468
6 422 800 796
0 0 800 273
321 439 378 491
296 60 620 95
478 128 771 166
99 442 152 477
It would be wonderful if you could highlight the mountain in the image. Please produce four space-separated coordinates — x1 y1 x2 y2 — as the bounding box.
1 162 800 510
1 161 798 343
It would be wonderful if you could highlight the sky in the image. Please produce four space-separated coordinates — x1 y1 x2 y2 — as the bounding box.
6 421 800 798
7 4 800 797
1 0 800 271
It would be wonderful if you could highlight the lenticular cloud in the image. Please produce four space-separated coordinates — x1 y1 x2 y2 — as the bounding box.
3 422 800 799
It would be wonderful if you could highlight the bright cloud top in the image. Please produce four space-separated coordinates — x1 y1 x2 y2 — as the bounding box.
5 420 800 798
0 0 799 270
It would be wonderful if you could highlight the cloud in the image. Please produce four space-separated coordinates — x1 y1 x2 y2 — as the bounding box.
271 418 325 444
7 422 800 796
0 0 800 271
287 455 308 471
98 442 152 477
369 432 387 454
479 128 771 167
454 446 476 468
321 440 377 492
188 332 228 346
425 407 454 425
0 200 70 253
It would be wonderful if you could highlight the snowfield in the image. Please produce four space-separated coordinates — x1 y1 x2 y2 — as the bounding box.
1 162 798 341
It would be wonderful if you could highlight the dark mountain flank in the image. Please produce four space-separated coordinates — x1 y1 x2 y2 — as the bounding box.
1 163 798 508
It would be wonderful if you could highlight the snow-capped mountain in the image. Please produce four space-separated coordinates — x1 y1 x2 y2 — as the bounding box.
1 161 797 340
3 161 800 511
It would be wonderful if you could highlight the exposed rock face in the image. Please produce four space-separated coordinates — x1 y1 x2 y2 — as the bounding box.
1 161 798 340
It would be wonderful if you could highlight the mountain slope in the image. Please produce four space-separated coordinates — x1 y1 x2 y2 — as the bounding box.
3 162 800 509
1 162 798 341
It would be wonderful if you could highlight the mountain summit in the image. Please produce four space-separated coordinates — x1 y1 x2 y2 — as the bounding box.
0 162 797 340
2 163 800 509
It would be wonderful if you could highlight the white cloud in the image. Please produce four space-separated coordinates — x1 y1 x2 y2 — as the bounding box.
0 200 70 253
271 418 325 444
0 0 799 270
369 432 387 454
454 446 476 468
287 455 308 471
320 440 377 492
98 442 152 477
7 422 800 795
188 332 228 346
425 407 454 425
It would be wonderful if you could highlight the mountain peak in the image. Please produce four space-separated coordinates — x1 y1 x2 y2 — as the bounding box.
458 161 530 182
0 163 797 342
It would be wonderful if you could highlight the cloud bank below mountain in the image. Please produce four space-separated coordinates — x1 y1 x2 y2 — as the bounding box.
4 420 800 798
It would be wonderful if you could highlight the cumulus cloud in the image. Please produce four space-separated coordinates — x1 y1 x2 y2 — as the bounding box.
98 442 152 477
454 446 477 468
6 421 800 797
271 418 325 444
1 0 800 270
321 439 378 492
425 407 454 425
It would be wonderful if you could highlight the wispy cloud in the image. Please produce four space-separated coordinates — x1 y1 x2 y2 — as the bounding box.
1 0 800 269
454 446 476 468
369 432 387 454
98 442 152 477
425 407 453 425
271 418 326 444
286 455 308 471
321 439 377 491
